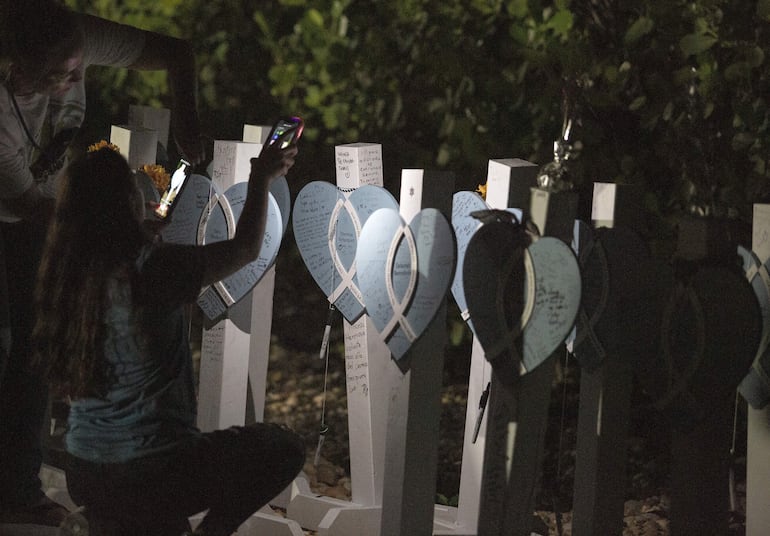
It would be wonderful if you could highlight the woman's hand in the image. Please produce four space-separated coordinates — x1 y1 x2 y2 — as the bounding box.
249 135 299 188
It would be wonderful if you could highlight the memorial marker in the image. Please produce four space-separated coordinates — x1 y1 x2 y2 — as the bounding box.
472 164 580 536
110 124 158 170
128 104 170 151
194 131 302 534
375 168 456 536
742 203 770 536
288 144 399 535
447 160 539 535
570 183 657 536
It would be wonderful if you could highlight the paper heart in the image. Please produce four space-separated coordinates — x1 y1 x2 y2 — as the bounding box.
158 174 223 245
463 222 581 374
571 225 651 371
196 181 284 320
355 207 456 360
649 264 761 430
270 176 291 236
737 246 770 409
293 181 399 323
450 191 525 338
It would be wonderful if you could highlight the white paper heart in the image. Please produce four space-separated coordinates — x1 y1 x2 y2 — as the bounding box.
196 182 284 320
464 223 581 374
292 181 399 323
355 207 456 360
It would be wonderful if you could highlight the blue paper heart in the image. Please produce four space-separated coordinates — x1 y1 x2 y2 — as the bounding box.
355 207 456 360
293 181 399 323
463 223 581 374
196 181 284 320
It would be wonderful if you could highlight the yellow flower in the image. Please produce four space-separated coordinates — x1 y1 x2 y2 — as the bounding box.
87 140 121 153
139 164 170 193
476 183 487 200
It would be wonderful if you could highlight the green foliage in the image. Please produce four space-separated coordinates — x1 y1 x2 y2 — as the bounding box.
67 0 770 225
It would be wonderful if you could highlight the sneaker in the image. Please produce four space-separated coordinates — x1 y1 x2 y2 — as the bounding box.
0 495 70 527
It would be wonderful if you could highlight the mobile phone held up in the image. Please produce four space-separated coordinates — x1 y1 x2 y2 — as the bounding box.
154 158 192 219
265 116 304 150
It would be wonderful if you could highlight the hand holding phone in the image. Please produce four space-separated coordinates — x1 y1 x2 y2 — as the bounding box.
264 116 304 150
154 158 192 219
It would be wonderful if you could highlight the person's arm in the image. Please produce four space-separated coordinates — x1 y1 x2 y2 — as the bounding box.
81 13 203 165
198 140 297 286
138 136 297 306
126 31 204 165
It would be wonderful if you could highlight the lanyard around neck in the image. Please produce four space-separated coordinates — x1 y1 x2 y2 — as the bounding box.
6 82 43 151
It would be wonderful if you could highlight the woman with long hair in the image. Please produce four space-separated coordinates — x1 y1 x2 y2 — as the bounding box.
33 141 304 536
0 0 204 526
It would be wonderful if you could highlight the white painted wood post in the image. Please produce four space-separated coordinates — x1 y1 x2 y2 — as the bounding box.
376 168 455 536
477 183 578 536
128 104 171 152
288 143 395 534
335 144 391 508
196 140 263 432
241 123 275 426
109 124 158 169
195 134 304 536
447 159 539 536
746 203 770 536
571 183 643 536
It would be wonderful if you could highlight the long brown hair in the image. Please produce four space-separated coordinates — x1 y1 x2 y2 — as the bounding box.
33 148 149 398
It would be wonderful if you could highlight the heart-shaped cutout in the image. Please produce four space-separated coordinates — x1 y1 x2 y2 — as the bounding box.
355 207 456 360
737 245 770 409
650 264 761 430
451 191 524 337
293 181 399 323
196 181 284 320
158 174 223 245
571 225 651 371
463 222 581 374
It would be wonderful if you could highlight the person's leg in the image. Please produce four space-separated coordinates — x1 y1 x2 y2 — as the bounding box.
171 424 306 535
66 454 192 536
0 221 60 520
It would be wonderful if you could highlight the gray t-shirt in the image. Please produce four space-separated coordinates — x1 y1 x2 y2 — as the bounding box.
0 14 146 222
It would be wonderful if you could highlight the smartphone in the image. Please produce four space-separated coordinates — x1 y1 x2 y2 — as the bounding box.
265 116 304 149
154 158 192 219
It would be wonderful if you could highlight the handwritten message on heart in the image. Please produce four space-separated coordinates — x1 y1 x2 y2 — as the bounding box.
464 222 581 374
196 181 284 320
293 181 399 323
355 207 456 360
159 174 223 246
